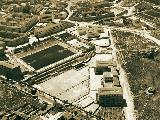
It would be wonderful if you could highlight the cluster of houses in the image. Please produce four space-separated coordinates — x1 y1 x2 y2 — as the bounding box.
95 60 125 107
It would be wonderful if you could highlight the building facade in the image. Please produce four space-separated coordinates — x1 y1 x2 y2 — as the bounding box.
97 87 124 107
0 31 29 47
0 61 23 80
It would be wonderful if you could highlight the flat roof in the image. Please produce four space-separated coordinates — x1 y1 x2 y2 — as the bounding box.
98 87 123 95
96 60 112 67
103 72 113 78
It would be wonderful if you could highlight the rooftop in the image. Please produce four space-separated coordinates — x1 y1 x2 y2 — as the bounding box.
0 61 17 69
103 72 113 78
0 13 37 27
0 31 26 39
98 87 123 95
96 60 113 67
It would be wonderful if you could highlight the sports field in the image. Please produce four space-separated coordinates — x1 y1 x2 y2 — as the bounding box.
22 45 74 70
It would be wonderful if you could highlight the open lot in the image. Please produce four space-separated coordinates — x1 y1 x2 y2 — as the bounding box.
112 30 160 120
34 67 89 103
22 45 74 70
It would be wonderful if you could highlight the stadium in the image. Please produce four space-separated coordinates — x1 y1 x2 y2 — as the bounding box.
13 35 95 85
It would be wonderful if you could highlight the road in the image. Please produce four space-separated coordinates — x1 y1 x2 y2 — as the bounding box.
65 2 73 21
111 26 160 46
109 28 136 120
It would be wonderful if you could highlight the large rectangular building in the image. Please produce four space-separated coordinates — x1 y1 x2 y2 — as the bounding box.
95 61 112 75
97 87 124 107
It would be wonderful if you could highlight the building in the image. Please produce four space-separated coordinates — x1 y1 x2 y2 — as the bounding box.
96 87 124 107
69 2 115 22
0 13 38 33
0 31 29 47
87 29 100 38
34 21 74 38
77 25 104 37
102 71 121 87
13 3 32 14
112 67 119 77
92 1 112 9
151 30 160 39
95 60 119 74
94 61 112 75
77 27 87 36
113 77 121 87
0 41 5 56
0 61 23 80
40 14 54 23
96 60 125 107
135 2 153 12
58 108 89 120
32 4 43 14
103 72 113 83
43 6 68 20
40 11 68 23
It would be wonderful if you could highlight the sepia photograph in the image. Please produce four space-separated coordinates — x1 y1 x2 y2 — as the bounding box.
0 0 159 120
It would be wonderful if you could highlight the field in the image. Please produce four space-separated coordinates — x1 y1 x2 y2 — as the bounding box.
112 30 160 120
22 45 74 70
